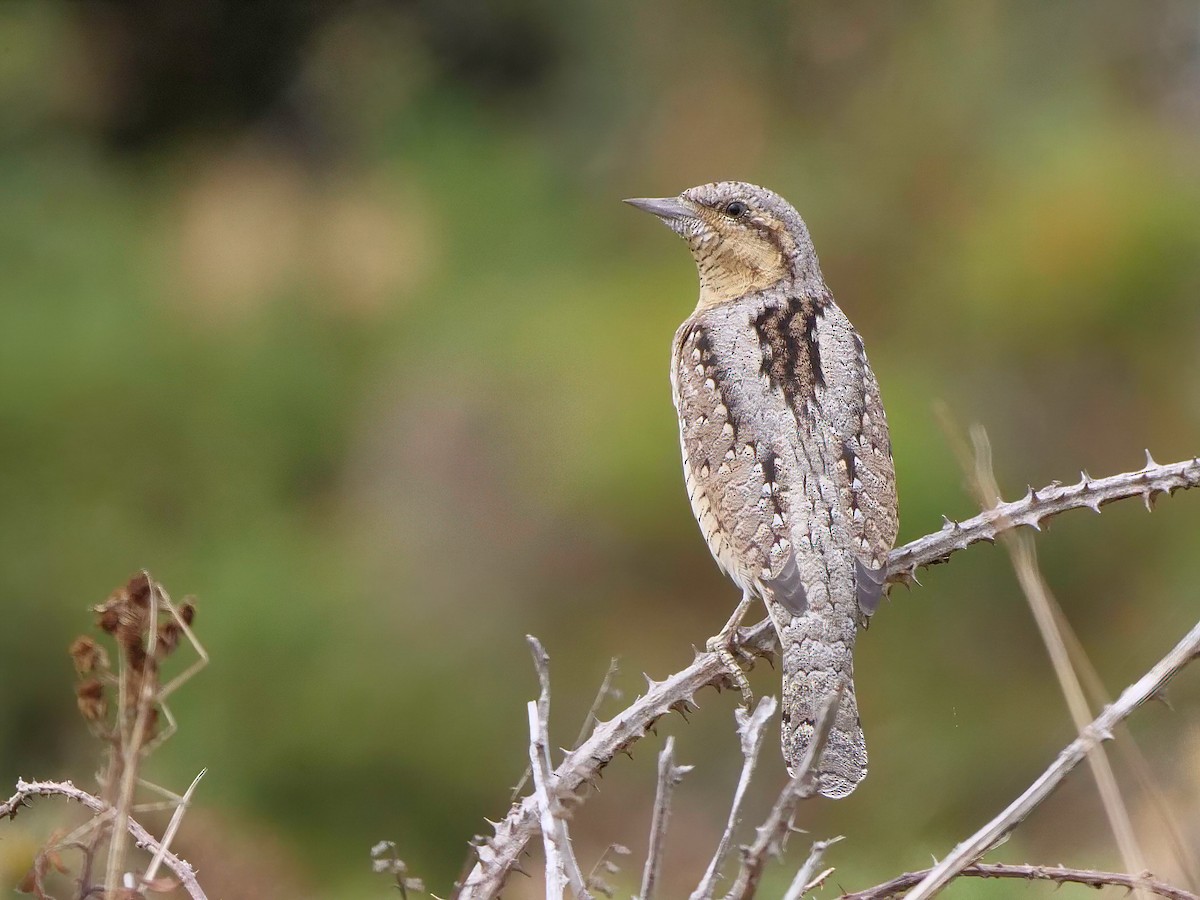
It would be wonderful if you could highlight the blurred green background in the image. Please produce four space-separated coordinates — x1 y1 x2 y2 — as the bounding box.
3 1 1200 897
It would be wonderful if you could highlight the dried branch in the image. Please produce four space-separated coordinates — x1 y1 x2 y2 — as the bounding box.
458 457 1200 900
2 779 208 899
904 615 1200 899
782 836 843 900
526 637 592 900
690 696 778 900
637 736 692 900
840 862 1200 900
722 685 843 900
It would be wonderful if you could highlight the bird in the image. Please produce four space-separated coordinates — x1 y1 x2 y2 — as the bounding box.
625 182 898 798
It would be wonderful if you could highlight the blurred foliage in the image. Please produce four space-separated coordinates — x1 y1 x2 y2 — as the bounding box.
2 1 1200 897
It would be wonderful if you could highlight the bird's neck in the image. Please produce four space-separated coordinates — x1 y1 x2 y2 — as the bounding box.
694 256 791 311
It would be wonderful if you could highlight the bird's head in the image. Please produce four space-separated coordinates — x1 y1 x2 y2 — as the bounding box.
625 181 824 309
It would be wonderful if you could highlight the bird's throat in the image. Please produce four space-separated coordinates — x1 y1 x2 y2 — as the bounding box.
692 236 790 311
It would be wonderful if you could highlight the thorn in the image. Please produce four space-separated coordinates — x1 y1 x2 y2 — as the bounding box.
510 860 530 878
1086 499 1102 514
941 515 955 531
1143 490 1155 512
1152 689 1174 711
1028 484 1040 501
1144 449 1158 469
1080 469 1092 484
1027 519 1042 532
642 672 655 689
1022 485 1034 502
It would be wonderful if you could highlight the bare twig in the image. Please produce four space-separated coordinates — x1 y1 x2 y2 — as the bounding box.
512 657 621 804
691 696 778 900
722 685 844 900
840 862 1200 900
526 637 592 900
584 842 631 898
459 457 1200 900
573 658 621 751
782 836 843 900
529 701 568 900
2 779 208 900
638 736 692 900
141 767 205 888
105 578 162 896
904 615 1200 899
966 427 1150 900
371 840 428 898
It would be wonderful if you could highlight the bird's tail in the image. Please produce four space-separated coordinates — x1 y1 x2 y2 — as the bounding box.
779 620 867 799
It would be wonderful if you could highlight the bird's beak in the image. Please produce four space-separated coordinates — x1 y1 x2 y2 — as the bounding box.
623 196 696 221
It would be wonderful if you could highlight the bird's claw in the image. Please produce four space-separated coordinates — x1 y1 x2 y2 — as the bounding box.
706 629 754 707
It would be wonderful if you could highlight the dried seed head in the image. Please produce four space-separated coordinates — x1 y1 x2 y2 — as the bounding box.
127 571 153 607
69 636 107 675
96 604 121 634
76 679 107 722
158 620 181 656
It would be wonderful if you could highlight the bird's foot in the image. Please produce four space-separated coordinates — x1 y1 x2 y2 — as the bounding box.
706 632 754 707
706 592 756 707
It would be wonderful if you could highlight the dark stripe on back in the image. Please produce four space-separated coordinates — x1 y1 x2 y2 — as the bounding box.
751 296 825 410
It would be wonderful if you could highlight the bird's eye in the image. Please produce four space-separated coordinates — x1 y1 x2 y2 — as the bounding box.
724 200 748 218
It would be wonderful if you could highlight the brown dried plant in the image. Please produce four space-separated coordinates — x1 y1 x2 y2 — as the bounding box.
5 572 209 900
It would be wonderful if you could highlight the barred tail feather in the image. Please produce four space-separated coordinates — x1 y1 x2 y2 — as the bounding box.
779 627 867 798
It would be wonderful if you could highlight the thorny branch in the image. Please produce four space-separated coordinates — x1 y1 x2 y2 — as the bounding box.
887 453 1200 583
839 862 1200 900
903 614 1200 899
1 779 208 900
457 456 1200 900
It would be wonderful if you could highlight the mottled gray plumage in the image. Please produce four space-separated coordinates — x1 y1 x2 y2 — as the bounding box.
627 182 898 797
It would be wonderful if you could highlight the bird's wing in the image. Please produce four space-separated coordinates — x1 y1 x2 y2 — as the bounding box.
672 318 800 604
810 299 898 614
